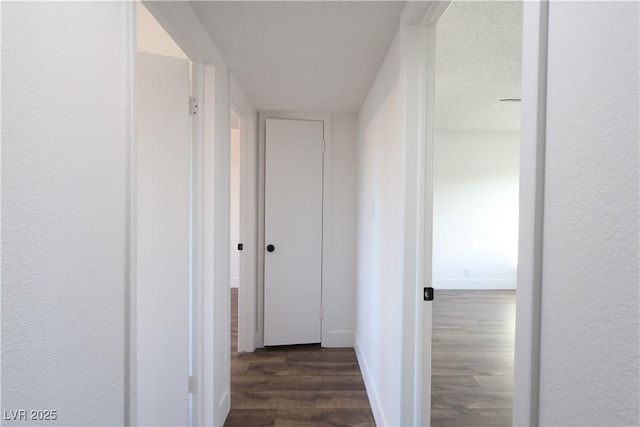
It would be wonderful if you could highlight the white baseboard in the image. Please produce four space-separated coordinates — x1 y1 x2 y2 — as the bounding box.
237 332 256 353
322 330 354 347
433 279 516 290
217 388 230 427
230 276 239 288
355 334 388 427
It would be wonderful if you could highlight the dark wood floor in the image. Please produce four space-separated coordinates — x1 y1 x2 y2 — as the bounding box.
226 288 515 427
225 289 376 427
431 290 516 427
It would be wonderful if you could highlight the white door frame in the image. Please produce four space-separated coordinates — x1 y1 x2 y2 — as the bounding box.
257 112 332 348
402 1 549 425
230 75 259 353
191 61 230 427
512 2 548 425
392 4 450 424
133 2 234 426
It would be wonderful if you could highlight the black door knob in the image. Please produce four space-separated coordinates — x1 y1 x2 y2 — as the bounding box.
266 244 275 252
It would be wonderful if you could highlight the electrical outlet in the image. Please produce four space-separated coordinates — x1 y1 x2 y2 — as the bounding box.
464 268 471 278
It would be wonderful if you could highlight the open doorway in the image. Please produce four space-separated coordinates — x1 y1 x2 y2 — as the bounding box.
229 93 258 354
230 109 241 353
430 1 522 426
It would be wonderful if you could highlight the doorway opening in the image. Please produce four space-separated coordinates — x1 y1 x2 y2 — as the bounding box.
429 1 522 425
231 99 258 354
230 109 241 353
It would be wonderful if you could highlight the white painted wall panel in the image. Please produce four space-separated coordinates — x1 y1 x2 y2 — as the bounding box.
1 3 130 425
135 52 190 427
539 2 639 425
433 131 519 289
322 114 359 347
356 30 405 427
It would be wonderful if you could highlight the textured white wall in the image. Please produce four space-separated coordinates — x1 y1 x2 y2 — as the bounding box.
433 131 519 289
539 2 639 425
322 114 358 346
356 31 404 426
1 2 130 425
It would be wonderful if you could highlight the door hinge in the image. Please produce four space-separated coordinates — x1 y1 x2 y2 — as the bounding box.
322 140 326 153
423 287 434 301
189 96 198 116
188 375 197 394
320 307 324 319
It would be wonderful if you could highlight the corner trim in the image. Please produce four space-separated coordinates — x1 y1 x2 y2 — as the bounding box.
513 1 548 426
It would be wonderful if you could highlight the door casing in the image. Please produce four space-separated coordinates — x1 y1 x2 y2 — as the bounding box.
404 1 548 425
230 73 259 353
257 112 332 348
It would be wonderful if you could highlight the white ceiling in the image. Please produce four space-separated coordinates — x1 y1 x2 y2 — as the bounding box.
186 1 522 126
189 1 406 113
435 1 523 133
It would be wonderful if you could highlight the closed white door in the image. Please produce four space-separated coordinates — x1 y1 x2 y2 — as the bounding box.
264 118 324 346
136 52 190 426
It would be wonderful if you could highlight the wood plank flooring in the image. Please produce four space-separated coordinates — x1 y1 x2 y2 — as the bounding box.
431 290 516 427
225 289 375 427
227 289 515 426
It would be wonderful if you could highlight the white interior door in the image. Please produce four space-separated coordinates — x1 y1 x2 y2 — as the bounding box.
421 18 439 427
419 120 434 425
136 52 190 426
264 118 324 346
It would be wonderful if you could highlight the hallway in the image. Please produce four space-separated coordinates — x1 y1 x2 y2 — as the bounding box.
225 289 375 426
